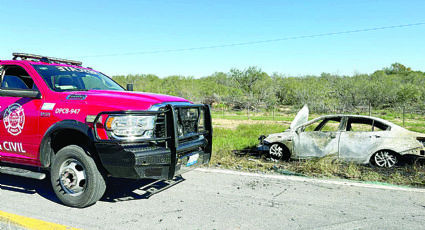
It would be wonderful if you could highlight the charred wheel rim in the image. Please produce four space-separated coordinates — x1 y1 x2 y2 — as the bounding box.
59 159 87 196
269 144 283 161
374 151 397 168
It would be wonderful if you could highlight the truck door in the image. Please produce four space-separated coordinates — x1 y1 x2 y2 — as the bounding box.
0 65 42 164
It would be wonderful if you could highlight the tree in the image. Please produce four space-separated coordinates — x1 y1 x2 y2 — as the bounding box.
383 63 412 75
229 66 275 117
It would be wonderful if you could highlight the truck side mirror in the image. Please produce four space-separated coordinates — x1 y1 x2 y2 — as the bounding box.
126 83 133 91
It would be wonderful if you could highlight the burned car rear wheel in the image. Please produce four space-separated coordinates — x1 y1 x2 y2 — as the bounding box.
371 150 398 168
269 143 290 162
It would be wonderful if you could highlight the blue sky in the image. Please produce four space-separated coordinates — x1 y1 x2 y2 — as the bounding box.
1 0 424 77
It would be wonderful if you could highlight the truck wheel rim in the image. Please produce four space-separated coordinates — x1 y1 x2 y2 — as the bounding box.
59 159 87 196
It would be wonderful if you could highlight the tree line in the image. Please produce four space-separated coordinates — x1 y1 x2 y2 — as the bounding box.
112 63 425 113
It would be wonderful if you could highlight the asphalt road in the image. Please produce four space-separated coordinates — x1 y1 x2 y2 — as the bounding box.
1 168 425 229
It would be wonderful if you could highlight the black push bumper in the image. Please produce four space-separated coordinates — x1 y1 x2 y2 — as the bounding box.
93 104 212 180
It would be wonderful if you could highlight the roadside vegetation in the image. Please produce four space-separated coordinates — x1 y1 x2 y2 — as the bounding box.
112 63 425 187
113 63 425 116
210 111 425 188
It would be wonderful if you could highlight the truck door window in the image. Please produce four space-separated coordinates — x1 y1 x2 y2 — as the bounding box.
2 75 29 89
1 66 35 90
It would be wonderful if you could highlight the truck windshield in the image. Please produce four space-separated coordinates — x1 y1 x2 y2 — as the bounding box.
32 64 125 92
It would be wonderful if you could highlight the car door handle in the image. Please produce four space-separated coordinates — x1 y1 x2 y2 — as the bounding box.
370 135 381 138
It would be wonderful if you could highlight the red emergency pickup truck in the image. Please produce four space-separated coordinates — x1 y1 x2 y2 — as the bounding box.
0 53 212 207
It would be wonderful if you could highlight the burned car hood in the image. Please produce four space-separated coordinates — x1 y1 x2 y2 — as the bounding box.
264 130 294 143
264 104 308 144
290 104 309 130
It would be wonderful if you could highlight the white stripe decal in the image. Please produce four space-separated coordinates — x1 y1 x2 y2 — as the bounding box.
41 103 55 111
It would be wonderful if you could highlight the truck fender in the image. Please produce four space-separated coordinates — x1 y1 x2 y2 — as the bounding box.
39 120 95 167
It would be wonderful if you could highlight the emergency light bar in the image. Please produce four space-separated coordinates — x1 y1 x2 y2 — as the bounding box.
12 53 82 66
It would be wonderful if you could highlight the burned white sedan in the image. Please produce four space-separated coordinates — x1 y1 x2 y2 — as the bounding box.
260 105 425 167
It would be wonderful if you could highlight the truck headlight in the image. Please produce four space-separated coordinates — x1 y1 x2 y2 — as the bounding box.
176 108 199 137
105 115 156 140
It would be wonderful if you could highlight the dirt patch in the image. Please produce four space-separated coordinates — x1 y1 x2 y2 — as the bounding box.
213 118 291 130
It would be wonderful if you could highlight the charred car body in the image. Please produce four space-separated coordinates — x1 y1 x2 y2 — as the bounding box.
260 105 425 167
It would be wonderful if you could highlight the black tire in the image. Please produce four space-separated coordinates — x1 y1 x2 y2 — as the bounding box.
269 143 290 162
51 145 106 208
371 150 398 168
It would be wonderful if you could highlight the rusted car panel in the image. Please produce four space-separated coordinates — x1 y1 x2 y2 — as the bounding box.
260 106 425 167
294 131 339 158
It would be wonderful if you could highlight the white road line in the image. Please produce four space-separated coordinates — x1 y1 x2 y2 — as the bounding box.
195 168 425 193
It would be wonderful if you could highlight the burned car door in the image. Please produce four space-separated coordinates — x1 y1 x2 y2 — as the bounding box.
338 117 389 162
293 117 343 158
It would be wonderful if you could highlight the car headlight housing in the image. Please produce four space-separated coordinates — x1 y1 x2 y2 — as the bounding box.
105 115 156 140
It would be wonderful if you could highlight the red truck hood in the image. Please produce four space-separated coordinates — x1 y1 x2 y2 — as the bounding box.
60 90 189 111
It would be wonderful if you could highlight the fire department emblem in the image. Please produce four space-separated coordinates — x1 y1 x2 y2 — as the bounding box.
4 103 25 136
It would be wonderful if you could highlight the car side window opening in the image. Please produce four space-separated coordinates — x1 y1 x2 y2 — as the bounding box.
346 118 389 132
0 65 35 90
304 118 342 132
319 119 342 131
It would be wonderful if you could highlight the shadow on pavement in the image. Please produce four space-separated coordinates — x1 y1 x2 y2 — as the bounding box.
101 176 185 203
0 172 60 204
0 163 185 206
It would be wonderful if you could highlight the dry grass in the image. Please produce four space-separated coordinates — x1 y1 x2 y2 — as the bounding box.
211 116 425 187
272 158 425 187
213 118 290 130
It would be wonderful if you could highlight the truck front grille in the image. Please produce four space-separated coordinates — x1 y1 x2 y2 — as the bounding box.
155 106 201 140
175 107 200 138
155 114 166 138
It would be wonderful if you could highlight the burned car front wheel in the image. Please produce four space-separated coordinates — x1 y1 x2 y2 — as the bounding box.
269 143 290 162
371 150 398 168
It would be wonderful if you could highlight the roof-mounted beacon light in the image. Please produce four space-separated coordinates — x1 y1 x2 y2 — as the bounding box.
12 53 82 66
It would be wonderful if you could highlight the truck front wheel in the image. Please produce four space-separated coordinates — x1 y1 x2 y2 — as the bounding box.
51 145 106 208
